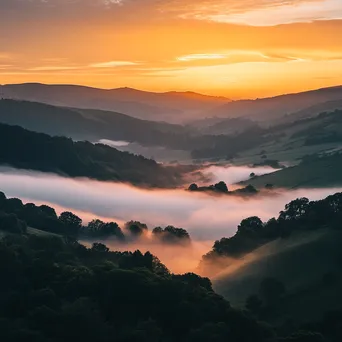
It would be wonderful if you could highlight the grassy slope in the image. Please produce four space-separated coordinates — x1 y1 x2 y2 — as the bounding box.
213 229 342 322
242 153 342 188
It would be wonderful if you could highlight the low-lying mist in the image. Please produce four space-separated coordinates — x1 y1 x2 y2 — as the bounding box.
0 166 341 274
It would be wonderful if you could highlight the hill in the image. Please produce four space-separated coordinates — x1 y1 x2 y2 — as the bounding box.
0 99 195 147
205 85 342 124
213 229 342 319
198 192 342 335
0 122 191 187
277 99 342 125
197 108 342 164
1 83 229 123
0 100 269 159
243 153 342 189
1 191 342 341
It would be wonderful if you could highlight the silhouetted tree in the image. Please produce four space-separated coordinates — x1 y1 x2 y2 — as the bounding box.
59 211 82 236
125 221 148 237
91 242 109 253
189 183 199 191
214 181 229 193
238 216 263 235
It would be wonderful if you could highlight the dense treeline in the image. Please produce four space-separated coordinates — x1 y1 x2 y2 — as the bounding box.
188 181 258 196
0 191 191 244
0 121 192 187
1 190 342 340
0 233 272 342
201 192 342 271
0 232 331 342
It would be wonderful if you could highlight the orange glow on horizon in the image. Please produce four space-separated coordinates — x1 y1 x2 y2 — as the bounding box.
1 1 342 98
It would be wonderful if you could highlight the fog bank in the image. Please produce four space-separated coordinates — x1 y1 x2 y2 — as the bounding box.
0 166 341 273
0 166 340 239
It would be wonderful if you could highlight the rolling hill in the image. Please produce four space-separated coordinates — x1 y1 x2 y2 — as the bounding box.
205 85 342 124
242 153 342 189
0 99 196 148
0 83 229 123
213 228 342 322
0 122 192 187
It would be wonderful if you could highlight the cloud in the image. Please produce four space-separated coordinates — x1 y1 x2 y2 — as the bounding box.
175 50 304 66
0 166 340 240
0 166 341 273
2 0 341 27
177 54 227 62
170 0 342 26
28 66 81 71
89 61 138 68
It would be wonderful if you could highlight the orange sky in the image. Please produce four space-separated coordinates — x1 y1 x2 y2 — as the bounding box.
1 0 342 98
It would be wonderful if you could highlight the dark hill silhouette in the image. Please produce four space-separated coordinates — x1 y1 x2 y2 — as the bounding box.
1 83 229 123
205 85 342 123
0 99 194 146
0 122 192 187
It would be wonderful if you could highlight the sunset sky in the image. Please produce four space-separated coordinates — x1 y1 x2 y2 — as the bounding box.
1 0 342 98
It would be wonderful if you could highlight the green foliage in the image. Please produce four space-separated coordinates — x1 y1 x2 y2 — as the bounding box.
85 219 125 239
259 277 286 306
0 212 26 234
125 221 148 237
214 181 229 193
152 225 191 244
58 211 82 236
0 120 187 187
0 234 273 342
202 192 342 267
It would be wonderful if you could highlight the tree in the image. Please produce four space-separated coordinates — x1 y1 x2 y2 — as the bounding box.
214 181 229 193
0 212 26 234
152 227 163 236
245 294 263 315
125 221 148 237
259 277 286 306
87 219 104 234
237 216 263 235
279 198 310 221
59 211 82 236
91 242 109 253
39 205 57 219
4 198 23 214
152 226 191 244
188 183 199 191
164 226 191 243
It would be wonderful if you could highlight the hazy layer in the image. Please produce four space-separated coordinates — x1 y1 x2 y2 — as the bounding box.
0 166 341 273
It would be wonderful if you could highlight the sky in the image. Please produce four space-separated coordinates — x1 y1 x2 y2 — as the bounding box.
1 0 342 98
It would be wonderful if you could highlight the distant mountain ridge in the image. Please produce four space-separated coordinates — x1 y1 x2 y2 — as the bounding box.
0 83 229 123
3 83 342 130
206 85 342 124
0 99 196 148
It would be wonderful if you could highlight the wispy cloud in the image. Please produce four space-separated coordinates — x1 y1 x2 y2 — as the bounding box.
177 53 227 61
28 66 81 71
89 61 138 68
176 0 342 26
175 50 305 66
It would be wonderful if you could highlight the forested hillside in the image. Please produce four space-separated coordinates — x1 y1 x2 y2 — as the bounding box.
0 122 191 187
